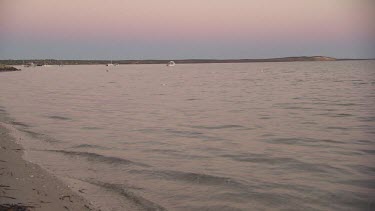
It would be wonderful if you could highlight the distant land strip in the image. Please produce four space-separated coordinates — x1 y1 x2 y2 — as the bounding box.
0 56 373 66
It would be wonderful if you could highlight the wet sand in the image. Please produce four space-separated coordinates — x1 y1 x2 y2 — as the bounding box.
0 124 96 211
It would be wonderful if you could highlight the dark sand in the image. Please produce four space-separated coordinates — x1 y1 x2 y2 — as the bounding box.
0 124 97 211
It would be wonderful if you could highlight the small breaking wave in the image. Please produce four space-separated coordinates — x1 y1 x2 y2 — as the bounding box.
129 169 245 188
48 115 72 120
164 129 204 137
71 144 110 150
358 116 375 122
183 205 244 211
19 129 61 143
221 153 349 174
47 150 150 167
339 179 375 189
11 121 30 127
191 124 246 130
163 128 226 141
360 149 375 155
81 126 102 130
265 137 346 147
85 179 167 211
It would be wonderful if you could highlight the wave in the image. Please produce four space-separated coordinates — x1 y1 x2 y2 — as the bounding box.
80 126 102 130
142 148 211 160
71 144 110 150
47 150 150 167
0 108 62 144
265 137 346 147
164 128 204 137
47 115 72 120
354 139 375 145
221 153 349 174
315 113 355 118
183 205 244 211
0 108 27 128
361 149 375 155
163 128 227 141
127 168 369 210
128 169 245 188
326 126 350 131
19 129 61 143
191 124 247 130
84 179 167 211
358 116 375 122
350 164 375 175
339 179 375 189
10 121 30 127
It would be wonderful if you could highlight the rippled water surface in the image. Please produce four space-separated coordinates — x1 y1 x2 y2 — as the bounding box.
0 61 374 210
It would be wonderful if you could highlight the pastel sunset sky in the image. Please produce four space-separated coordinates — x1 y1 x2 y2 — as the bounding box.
0 0 374 59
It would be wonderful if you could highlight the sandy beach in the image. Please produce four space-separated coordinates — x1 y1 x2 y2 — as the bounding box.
0 124 96 211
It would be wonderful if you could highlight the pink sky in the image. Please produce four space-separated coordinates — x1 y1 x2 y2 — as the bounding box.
0 0 374 59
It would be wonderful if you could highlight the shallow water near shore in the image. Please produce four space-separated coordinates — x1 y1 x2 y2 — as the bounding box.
0 61 374 210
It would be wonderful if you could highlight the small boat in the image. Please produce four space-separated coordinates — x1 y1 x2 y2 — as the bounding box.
166 61 175 67
24 62 36 67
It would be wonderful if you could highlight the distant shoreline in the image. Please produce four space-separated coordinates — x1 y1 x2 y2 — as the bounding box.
1 56 373 66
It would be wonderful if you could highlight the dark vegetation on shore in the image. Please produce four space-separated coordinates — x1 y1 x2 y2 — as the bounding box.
1 56 372 66
0 64 21 72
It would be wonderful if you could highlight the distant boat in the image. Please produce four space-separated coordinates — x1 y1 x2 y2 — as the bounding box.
167 61 175 67
24 62 36 67
106 60 114 66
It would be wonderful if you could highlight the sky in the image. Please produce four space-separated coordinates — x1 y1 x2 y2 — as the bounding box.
0 0 374 59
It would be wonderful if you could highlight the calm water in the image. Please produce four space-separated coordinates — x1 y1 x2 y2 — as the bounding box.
0 62 374 211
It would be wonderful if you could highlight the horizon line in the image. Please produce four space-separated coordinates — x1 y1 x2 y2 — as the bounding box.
1 56 374 61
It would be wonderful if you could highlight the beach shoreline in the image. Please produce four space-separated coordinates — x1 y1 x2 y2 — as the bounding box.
0 123 97 211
